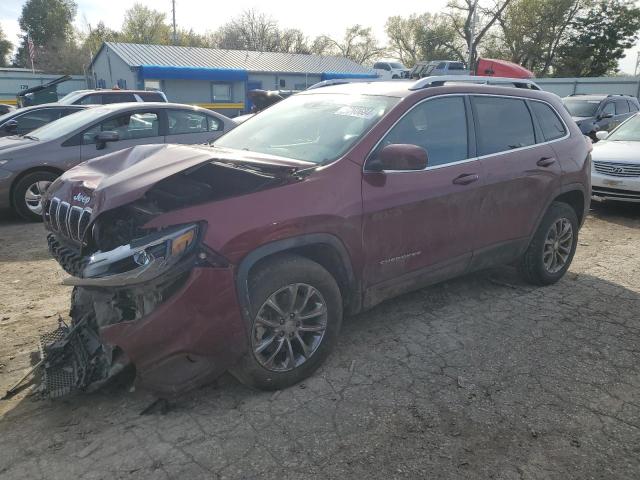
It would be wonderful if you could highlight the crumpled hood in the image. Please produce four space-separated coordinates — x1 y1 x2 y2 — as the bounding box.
592 141 640 163
44 143 313 217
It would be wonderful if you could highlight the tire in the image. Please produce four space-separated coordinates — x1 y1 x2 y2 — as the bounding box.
12 171 58 221
518 202 579 286
230 254 343 390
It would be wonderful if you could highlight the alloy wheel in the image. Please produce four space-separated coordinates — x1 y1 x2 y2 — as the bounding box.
543 218 573 274
252 283 328 372
24 180 52 216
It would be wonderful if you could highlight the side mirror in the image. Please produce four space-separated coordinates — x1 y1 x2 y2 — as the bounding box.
595 131 609 141
95 130 119 150
3 119 18 133
368 144 428 172
599 112 613 120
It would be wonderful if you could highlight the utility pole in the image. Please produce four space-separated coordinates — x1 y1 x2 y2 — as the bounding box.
171 0 177 45
468 0 478 70
635 51 640 77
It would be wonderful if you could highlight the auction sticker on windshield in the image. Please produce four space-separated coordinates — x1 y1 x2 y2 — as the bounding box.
334 106 377 119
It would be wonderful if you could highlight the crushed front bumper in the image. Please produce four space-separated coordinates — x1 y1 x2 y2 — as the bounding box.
36 265 247 398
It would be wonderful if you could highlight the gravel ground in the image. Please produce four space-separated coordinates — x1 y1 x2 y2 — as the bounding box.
0 203 639 480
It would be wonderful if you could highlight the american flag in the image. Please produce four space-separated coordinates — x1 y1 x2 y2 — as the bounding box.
27 34 35 63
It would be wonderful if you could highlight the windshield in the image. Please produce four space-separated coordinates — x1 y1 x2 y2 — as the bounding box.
26 106 108 141
389 62 405 69
607 114 640 141
215 93 398 164
563 99 600 117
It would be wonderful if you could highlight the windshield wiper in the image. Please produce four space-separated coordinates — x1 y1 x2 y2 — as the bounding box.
20 134 39 141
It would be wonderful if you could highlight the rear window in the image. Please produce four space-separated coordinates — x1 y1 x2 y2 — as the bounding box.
472 96 535 155
138 91 166 102
530 101 567 142
102 92 136 104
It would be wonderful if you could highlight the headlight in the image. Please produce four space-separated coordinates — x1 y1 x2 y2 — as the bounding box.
63 224 201 287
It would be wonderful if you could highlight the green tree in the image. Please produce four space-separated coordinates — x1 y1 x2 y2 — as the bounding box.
495 0 584 75
554 0 640 76
14 0 77 69
0 25 12 67
446 0 513 69
120 4 171 44
386 13 465 66
324 25 386 65
81 21 119 56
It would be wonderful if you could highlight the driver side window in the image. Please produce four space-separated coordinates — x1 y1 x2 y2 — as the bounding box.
82 111 159 144
601 102 615 116
374 96 469 168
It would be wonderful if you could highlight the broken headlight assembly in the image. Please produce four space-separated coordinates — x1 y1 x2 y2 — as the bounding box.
63 223 202 287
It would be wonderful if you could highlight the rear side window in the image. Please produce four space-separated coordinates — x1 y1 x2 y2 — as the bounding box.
78 94 102 105
530 101 567 142
167 109 222 134
615 99 629 114
472 96 535 155
380 96 468 167
449 62 466 70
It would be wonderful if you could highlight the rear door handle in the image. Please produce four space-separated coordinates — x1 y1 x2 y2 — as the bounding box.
537 156 556 167
452 173 479 185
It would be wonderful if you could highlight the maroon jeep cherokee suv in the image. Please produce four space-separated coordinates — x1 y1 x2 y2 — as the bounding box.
39 80 591 397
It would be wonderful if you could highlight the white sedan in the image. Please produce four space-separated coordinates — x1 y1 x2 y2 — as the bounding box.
591 113 640 203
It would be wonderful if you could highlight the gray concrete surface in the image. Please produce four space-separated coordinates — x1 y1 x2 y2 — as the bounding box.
0 203 639 479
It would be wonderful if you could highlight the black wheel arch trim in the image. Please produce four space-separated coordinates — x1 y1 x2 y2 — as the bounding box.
234 233 361 328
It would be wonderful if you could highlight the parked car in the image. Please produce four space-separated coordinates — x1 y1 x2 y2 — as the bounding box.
57 89 168 105
562 94 640 140
591 113 640 202
0 104 15 115
38 78 590 398
373 61 410 79
410 60 469 78
0 102 235 220
0 104 88 137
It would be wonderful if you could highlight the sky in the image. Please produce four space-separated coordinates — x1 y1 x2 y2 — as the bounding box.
1 0 639 74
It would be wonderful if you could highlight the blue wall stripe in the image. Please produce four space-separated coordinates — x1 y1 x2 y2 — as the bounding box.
139 65 248 81
321 72 378 81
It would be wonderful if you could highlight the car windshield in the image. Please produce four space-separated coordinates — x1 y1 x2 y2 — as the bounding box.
25 106 109 141
563 99 601 117
389 62 405 69
607 114 640 141
215 93 398 164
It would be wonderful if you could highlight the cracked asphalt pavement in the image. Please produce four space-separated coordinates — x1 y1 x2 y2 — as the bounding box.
0 203 639 479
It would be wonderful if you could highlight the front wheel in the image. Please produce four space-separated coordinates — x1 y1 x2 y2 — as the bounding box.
230 254 343 390
12 171 58 221
518 202 579 286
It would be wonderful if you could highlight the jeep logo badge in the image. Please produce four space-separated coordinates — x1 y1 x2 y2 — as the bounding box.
73 192 91 205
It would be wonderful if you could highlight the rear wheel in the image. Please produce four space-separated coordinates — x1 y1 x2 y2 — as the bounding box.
231 254 342 390
12 171 58 221
518 202 578 285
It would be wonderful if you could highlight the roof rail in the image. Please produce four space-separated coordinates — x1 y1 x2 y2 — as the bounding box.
306 78 384 90
409 75 541 91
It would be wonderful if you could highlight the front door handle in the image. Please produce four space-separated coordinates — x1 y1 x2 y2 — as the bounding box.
537 156 556 167
452 173 479 185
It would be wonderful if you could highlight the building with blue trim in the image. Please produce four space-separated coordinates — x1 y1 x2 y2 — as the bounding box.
90 43 377 116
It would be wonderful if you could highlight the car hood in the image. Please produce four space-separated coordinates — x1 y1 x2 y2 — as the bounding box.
45 143 315 217
592 141 640 163
0 136 41 155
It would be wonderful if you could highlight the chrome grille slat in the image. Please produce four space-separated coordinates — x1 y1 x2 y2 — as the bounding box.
44 196 92 243
594 161 640 177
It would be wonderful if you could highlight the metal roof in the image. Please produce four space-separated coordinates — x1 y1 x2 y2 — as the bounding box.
101 42 375 75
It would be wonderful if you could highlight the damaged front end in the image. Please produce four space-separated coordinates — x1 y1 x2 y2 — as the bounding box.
28 146 299 399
